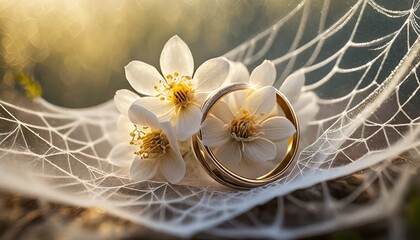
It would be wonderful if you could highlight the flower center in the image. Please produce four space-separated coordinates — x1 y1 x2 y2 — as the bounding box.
155 72 194 106
130 127 170 159
170 82 193 105
228 110 258 140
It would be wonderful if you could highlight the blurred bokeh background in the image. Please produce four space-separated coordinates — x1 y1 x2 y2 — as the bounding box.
0 0 298 107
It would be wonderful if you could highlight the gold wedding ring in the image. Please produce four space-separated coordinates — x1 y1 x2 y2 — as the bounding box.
192 83 300 190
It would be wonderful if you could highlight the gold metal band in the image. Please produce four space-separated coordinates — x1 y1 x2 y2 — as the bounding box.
192 83 300 190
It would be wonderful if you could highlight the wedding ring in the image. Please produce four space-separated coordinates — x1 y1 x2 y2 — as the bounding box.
192 83 300 190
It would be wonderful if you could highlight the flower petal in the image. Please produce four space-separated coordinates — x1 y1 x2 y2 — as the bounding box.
131 97 173 121
260 116 296 142
175 105 202 141
117 115 134 135
201 116 230 147
193 92 209 107
297 99 319 132
160 35 194 78
129 156 158 182
159 149 186 184
213 139 242 168
242 137 277 162
210 100 234 124
107 115 133 144
293 91 317 112
275 139 289 163
249 60 276 87
159 121 183 159
194 57 230 91
128 102 162 129
238 155 276 178
244 86 276 118
125 61 164 96
159 121 186 183
226 61 249 84
114 89 140 117
279 70 305 103
108 143 137 167
230 89 248 113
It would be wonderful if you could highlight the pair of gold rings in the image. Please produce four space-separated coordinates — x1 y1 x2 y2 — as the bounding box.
192 83 300 190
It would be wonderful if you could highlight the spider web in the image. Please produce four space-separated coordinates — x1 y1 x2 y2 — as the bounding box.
1 0 420 238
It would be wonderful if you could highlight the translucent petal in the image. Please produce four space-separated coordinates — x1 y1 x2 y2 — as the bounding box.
117 115 134 135
210 100 234 124
230 89 248 113
159 150 186 184
160 35 194 78
293 92 318 112
131 97 173 122
249 60 276 87
128 102 162 129
129 156 158 182
213 139 242 168
108 115 133 144
244 86 276 117
280 70 305 103
125 61 164 96
108 143 136 167
175 105 202 141
242 137 277 162
260 116 296 142
159 121 184 168
201 116 230 147
194 57 230 91
114 89 140 117
237 155 277 179
193 92 208 108
297 100 319 132
226 61 250 84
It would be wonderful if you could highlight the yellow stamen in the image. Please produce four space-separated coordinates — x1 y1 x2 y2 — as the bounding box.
129 128 142 145
154 72 194 106
169 82 192 105
130 126 170 159
228 111 257 139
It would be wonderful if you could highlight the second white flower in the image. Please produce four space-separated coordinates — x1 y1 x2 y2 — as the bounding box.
201 86 296 168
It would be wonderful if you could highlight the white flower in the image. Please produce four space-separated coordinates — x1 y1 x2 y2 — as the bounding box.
226 60 319 132
130 105 185 183
108 93 185 183
200 86 296 168
125 35 230 141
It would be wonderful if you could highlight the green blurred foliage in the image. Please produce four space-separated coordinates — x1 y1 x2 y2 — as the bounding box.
14 72 42 99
